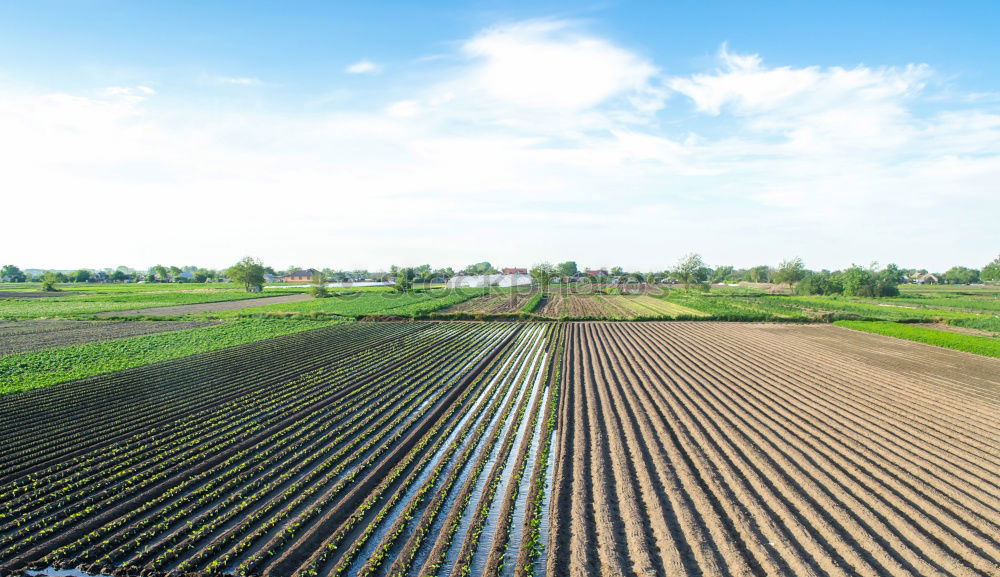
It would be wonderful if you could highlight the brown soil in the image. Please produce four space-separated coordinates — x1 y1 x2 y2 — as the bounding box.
0 320 218 356
549 322 1000 577
4 322 997 577
442 293 534 314
537 295 616 318
0 291 82 298
94 293 312 317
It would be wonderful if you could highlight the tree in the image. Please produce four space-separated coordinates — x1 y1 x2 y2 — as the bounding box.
226 257 266 292
672 253 707 290
462 262 497 275
982 255 1000 283
557 261 578 277
943 266 980 285
72 269 91 283
841 265 873 296
840 263 899 297
881 263 905 285
710 265 734 284
394 268 414 292
310 273 330 298
610 266 624 278
1 265 26 283
772 257 806 286
433 267 455 279
795 270 845 295
193 269 212 283
745 265 772 283
152 264 168 282
110 270 128 282
530 262 557 290
40 271 61 292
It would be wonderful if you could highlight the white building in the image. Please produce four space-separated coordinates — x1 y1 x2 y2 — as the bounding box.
498 273 533 288
445 273 532 289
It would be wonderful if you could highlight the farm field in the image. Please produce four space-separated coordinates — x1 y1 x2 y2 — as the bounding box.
214 288 480 319
1 319 998 576
0 318 341 394
0 287 293 320
95 293 312 317
0 320 217 356
0 321 563 577
536 294 706 319
440 292 535 314
551 322 1000 576
835 321 1000 358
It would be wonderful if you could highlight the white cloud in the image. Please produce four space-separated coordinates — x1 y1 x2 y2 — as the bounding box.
346 59 381 75
459 19 661 111
386 100 421 117
0 28 997 271
216 76 261 86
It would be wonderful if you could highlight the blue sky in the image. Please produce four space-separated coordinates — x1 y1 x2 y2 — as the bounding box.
1 1 997 271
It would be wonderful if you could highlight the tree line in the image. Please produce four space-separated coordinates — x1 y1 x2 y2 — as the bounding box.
525 254 1000 297
4 254 998 294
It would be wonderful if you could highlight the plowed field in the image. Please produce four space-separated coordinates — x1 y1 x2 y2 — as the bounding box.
550 322 1000 577
0 322 563 577
0 320 217 355
442 293 534 314
537 295 704 319
2 320 997 577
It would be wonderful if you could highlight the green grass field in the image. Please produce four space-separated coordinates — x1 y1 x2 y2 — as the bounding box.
866 295 1000 313
0 317 341 395
778 296 981 321
947 317 1000 334
0 286 296 319
898 284 1000 296
834 321 1000 358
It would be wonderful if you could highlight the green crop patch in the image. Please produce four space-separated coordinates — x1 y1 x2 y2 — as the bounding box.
834 321 1000 358
0 287 291 320
0 318 341 394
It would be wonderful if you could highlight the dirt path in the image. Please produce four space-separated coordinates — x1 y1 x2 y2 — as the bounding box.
95 293 312 317
551 322 1000 577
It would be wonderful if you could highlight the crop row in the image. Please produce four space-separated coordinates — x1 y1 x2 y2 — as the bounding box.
0 321 570 577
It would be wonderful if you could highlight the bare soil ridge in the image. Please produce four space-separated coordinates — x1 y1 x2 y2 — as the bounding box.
549 322 1000 577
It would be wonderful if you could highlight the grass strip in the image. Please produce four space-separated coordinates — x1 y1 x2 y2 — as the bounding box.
947 317 1000 334
520 293 543 314
834 321 1000 358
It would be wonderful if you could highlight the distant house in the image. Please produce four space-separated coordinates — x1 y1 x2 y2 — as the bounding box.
915 273 939 285
584 269 609 277
263 274 282 284
282 268 320 283
502 267 528 275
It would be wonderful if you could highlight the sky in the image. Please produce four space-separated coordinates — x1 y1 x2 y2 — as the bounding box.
0 0 997 272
